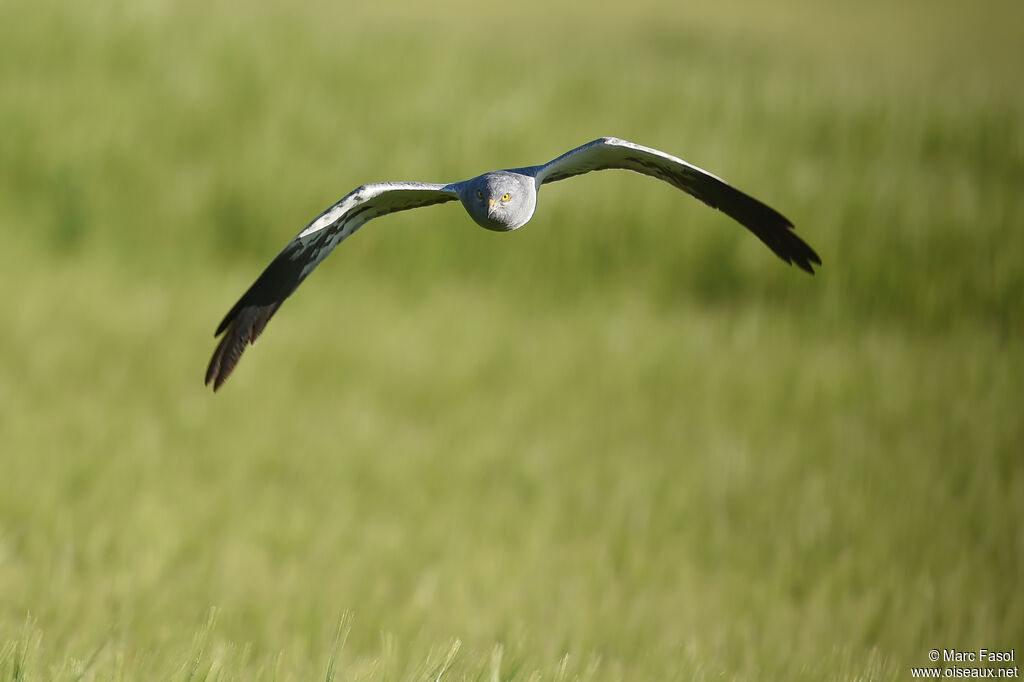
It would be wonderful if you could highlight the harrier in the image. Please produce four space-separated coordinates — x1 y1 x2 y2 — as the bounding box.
206 137 820 390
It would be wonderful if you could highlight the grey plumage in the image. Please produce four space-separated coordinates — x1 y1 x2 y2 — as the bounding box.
206 137 820 390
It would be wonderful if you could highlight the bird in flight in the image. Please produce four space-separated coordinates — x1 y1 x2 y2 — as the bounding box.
206 137 820 390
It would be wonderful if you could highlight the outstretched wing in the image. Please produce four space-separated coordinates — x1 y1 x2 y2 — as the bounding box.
206 182 458 390
533 137 820 273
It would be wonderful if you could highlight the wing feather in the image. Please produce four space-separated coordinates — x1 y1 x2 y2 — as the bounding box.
534 137 821 273
206 182 458 390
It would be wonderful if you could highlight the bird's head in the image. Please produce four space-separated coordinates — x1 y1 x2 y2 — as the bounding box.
461 171 537 231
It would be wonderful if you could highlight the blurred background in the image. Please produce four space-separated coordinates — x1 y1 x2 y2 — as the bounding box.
1 0 1021 678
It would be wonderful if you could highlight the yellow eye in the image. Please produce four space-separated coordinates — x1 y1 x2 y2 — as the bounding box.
501 193 511 202
476 190 484 199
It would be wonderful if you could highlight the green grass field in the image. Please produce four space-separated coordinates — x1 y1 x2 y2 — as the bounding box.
1 0 1022 679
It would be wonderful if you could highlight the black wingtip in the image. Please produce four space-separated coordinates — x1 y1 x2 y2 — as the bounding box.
206 241 309 391
784 235 822 275
690 174 821 276
205 303 281 391
737 205 820 275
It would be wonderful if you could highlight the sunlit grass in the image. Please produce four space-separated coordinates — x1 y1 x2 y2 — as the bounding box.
0 0 1021 679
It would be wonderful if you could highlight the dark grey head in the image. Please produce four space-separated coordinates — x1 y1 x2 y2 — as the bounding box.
458 171 538 232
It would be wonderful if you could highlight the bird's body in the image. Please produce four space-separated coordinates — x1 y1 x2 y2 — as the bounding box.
206 137 820 390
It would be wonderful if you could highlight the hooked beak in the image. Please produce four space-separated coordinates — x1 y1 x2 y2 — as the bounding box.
487 198 496 209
